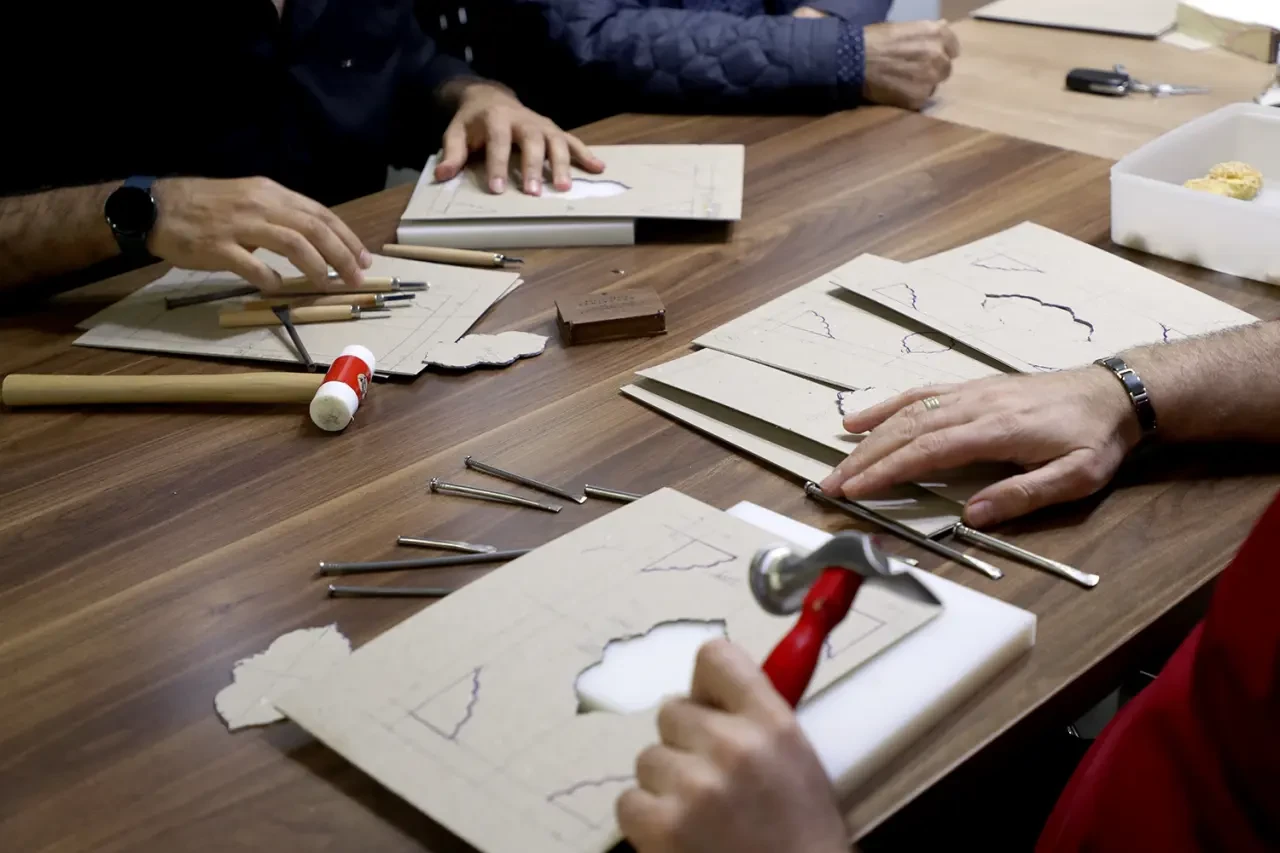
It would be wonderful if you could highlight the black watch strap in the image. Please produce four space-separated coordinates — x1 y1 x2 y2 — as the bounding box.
1094 355 1157 435
105 175 158 260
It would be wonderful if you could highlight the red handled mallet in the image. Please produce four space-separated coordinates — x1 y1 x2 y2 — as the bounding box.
748 532 941 707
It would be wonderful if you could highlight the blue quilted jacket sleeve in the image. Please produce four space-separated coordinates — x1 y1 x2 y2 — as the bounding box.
526 0 869 113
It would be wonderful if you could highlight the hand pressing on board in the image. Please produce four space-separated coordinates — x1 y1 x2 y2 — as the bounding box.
150 177 371 292
616 640 850 853
433 81 605 196
821 368 1142 528
862 20 960 110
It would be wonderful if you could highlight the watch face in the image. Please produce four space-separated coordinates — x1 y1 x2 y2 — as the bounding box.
105 184 157 236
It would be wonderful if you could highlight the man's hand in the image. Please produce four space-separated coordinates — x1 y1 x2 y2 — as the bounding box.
434 82 605 195
616 640 848 853
149 177 370 292
820 368 1143 528
862 20 960 110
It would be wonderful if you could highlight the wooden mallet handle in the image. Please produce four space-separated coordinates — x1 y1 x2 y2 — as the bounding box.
219 305 356 328
1 373 325 407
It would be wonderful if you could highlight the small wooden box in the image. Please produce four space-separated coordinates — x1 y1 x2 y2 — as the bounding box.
556 288 667 345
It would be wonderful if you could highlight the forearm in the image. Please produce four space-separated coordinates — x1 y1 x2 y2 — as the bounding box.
1121 320 1280 443
0 183 120 290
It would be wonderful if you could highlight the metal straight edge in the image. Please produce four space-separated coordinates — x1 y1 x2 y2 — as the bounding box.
396 536 499 554
803 482 1003 581
952 524 1100 589
318 549 531 576
328 584 453 598
464 455 586 504
429 477 562 513
583 484 644 503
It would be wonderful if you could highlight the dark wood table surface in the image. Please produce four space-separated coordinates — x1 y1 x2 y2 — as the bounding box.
4 109 1280 852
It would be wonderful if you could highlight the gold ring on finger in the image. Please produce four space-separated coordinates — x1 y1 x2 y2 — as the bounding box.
921 395 942 412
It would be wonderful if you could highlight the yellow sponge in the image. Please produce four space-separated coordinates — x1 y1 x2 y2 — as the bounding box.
1184 161 1264 201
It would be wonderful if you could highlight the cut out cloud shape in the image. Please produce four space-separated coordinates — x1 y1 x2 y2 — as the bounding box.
575 619 727 714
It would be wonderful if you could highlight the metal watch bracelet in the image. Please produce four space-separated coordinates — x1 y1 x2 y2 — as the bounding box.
1094 355 1157 435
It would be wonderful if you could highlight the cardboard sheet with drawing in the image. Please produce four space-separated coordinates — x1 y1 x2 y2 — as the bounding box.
276 489 941 853
398 145 744 248
835 222 1258 373
73 252 522 376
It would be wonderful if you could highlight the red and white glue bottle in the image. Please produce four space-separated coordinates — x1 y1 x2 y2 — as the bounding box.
309 345 376 432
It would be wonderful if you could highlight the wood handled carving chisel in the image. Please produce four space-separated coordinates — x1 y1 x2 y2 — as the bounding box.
748 533 940 707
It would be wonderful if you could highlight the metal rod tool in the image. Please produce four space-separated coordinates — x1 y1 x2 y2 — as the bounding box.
318 549 531 576
429 478 562 513
464 455 585 504
165 284 259 310
270 305 316 371
952 524 1099 589
328 584 453 598
396 536 498 554
583 484 645 503
803 482 1003 580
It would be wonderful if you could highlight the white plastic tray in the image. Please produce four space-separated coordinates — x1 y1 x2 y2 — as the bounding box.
1112 103 1280 285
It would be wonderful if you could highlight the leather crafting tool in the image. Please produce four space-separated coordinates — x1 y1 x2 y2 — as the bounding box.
464 455 586 504
380 243 522 268
804 482 1003 580
749 532 940 707
271 304 316 371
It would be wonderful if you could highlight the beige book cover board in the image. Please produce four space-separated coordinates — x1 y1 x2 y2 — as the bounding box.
972 0 1177 37
402 145 744 223
73 252 521 376
828 223 1259 373
275 489 941 853
635 349 1005 505
621 379 965 534
693 261 1004 404
1177 1 1280 62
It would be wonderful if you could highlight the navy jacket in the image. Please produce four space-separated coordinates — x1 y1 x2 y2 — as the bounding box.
423 0 891 129
5 0 473 207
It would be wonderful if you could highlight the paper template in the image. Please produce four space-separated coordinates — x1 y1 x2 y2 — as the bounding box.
635 350 1001 506
621 380 963 536
694 267 1004 407
214 625 352 731
403 145 744 223
276 490 940 853
834 222 1259 373
74 252 521 376
423 331 548 369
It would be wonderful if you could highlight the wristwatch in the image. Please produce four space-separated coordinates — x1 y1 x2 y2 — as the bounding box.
104 176 158 260
1094 355 1157 436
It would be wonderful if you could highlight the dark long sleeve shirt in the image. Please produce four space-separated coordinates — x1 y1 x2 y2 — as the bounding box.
4 0 474 207
421 0 891 129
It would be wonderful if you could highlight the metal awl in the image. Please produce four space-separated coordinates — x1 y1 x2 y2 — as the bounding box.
429 478 562 513
463 456 586 504
804 482 1003 580
396 536 498 554
583 484 644 503
328 584 453 598
952 524 1099 589
318 549 531 575
271 304 316 371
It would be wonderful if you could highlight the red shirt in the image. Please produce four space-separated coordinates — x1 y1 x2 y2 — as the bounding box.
1037 494 1280 852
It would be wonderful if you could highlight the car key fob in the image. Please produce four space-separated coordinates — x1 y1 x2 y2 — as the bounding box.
1066 67 1130 96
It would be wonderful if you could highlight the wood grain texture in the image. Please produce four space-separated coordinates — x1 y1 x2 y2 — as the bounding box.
929 19 1276 160
3 110 1280 852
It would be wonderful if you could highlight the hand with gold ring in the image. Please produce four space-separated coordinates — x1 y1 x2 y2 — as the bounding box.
819 369 1143 528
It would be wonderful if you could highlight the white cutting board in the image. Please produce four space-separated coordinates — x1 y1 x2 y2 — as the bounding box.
973 0 1177 38
579 502 1036 797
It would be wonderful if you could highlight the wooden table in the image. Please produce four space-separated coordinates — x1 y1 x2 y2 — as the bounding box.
4 110 1280 852
929 18 1276 159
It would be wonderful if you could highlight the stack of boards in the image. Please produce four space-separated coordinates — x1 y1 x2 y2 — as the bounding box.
398 145 745 249
622 221 1258 529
